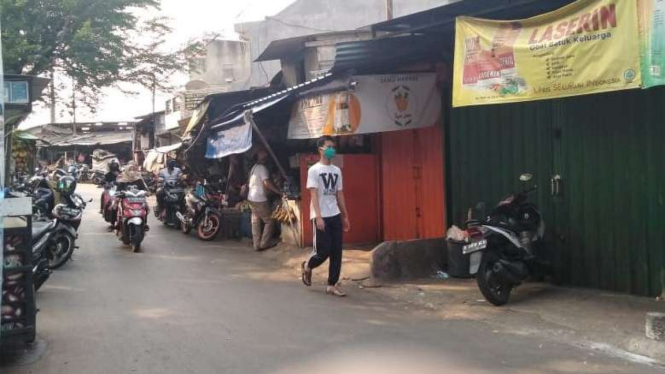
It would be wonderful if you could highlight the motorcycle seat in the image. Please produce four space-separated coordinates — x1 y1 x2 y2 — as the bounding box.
32 220 57 239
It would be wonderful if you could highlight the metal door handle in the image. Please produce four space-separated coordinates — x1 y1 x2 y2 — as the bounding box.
552 175 562 197
551 177 556 196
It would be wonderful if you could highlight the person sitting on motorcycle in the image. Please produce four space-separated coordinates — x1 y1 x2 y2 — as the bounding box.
100 160 121 214
155 160 183 216
105 162 148 231
104 160 121 183
115 162 149 192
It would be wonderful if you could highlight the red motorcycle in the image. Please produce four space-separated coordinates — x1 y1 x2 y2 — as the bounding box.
115 186 149 252
101 183 118 225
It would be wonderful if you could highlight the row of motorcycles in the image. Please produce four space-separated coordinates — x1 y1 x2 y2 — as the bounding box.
9 168 91 291
99 177 224 253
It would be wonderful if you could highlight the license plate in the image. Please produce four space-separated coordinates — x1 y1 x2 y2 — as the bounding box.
126 197 146 203
469 252 483 274
463 239 487 254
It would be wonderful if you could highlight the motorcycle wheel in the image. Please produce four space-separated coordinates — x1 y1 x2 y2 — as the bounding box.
197 213 221 241
131 226 144 253
48 232 76 270
476 258 512 306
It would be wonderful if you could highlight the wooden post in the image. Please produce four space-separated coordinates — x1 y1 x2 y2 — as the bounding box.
386 0 393 20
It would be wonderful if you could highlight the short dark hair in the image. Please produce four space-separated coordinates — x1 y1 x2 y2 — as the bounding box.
316 136 335 149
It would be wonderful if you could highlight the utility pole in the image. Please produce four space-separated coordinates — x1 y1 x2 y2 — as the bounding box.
71 77 77 135
386 0 393 20
50 67 56 123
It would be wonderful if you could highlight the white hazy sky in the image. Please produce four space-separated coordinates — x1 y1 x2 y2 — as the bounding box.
21 0 297 128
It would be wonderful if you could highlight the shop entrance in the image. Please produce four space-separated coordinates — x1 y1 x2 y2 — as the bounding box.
380 126 446 241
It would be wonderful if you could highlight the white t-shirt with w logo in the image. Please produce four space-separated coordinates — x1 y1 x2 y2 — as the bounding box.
306 162 343 219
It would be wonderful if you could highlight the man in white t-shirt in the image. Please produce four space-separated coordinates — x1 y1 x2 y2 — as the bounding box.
301 136 351 297
248 149 282 251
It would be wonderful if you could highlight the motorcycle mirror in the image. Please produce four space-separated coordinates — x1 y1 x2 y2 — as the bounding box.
519 173 533 182
88 199 93 203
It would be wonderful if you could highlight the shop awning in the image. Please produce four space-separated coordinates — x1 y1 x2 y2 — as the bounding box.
182 88 275 138
153 142 183 154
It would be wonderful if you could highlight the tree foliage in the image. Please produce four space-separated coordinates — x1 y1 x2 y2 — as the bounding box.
1 0 203 108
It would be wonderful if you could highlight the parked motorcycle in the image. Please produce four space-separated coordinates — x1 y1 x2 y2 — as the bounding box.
66 164 80 180
74 164 90 182
30 219 55 291
178 184 222 241
26 174 55 218
157 180 185 229
42 176 85 269
91 170 106 186
115 185 149 252
463 173 548 306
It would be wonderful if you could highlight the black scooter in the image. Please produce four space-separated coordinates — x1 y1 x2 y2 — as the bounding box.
463 173 549 306
157 180 185 228
30 219 56 291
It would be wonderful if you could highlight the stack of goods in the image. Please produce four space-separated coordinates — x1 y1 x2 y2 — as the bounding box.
12 141 33 175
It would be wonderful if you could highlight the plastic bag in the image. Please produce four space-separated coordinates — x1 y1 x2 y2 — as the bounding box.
446 225 467 241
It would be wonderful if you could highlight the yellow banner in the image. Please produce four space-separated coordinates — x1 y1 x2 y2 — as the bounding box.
453 0 642 107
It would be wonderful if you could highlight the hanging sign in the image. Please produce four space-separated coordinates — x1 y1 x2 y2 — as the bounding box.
639 0 665 88
453 0 642 107
205 113 253 159
288 73 441 139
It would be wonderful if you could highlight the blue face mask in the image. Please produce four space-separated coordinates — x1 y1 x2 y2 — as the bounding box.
322 147 336 159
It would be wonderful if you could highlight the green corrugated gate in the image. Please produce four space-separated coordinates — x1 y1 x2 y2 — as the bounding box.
449 87 665 297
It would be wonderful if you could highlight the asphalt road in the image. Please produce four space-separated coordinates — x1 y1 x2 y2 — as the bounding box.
1 184 663 374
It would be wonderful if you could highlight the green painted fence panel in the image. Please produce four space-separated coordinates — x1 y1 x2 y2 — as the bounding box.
449 87 665 297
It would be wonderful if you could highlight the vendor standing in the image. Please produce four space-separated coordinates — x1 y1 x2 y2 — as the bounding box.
248 149 282 251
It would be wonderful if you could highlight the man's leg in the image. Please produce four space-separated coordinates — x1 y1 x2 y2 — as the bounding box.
307 222 332 270
258 202 276 249
249 202 263 251
327 215 344 286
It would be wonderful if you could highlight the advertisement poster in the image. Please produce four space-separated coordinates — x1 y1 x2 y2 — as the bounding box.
205 114 253 159
288 73 441 139
453 0 642 107
639 0 665 87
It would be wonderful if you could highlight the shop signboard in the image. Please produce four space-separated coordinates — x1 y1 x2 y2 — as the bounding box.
452 0 642 107
287 73 440 139
639 0 665 88
0 19 5 343
205 113 253 159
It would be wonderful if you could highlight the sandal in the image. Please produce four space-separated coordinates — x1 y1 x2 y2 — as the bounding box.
326 286 346 297
301 261 312 287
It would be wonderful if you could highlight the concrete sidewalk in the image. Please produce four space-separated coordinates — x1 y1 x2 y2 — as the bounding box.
261 243 665 365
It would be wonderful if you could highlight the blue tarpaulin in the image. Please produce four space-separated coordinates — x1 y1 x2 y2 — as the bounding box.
205 114 253 159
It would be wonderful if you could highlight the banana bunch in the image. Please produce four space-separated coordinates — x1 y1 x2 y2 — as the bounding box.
12 141 31 173
272 204 297 223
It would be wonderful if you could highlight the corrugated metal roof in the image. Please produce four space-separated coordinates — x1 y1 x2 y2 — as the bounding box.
371 0 576 35
255 31 371 62
333 35 448 74
39 131 133 147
